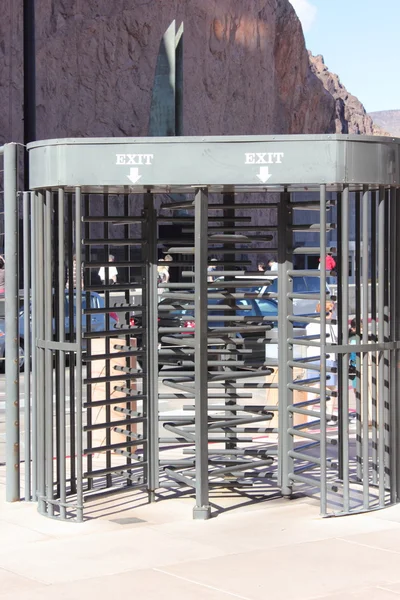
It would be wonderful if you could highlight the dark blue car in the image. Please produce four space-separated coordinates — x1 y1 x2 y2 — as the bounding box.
0 291 118 371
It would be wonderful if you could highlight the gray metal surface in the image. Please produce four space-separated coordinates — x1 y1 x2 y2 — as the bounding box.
4 143 20 502
2 134 400 521
28 135 400 190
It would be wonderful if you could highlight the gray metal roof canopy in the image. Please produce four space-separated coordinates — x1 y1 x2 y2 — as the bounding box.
28 134 400 191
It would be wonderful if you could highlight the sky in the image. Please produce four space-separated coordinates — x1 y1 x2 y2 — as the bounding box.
290 0 400 113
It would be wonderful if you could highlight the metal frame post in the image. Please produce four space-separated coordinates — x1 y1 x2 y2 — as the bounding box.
278 188 292 497
4 143 20 502
30 191 37 501
340 185 350 512
75 188 84 522
361 185 370 509
319 184 327 514
193 188 211 519
22 192 31 499
144 192 160 499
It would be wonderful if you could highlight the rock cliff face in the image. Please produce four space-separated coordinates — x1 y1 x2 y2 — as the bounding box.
369 110 400 137
1 0 337 144
308 53 377 135
1 0 386 148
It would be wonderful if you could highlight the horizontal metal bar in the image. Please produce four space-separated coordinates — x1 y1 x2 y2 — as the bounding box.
289 223 336 231
84 306 135 315
288 382 336 396
287 428 337 445
37 496 83 510
288 360 336 373
183 404 276 412
84 373 143 384
82 216 144 223
288 338 323 347
84 416 145 431
292 246 337 255
83 327 143 339
289 472 338 492
288 406 322 418
288 450 321 465
287 293 330 300
208 458 274 477
159 459 195 466
290 398 322 408
84 395 146 408
84 350 144 362
326 341 400 353
83 238 145 245
85 439 147 454
37 339 79 351
84 463 145 478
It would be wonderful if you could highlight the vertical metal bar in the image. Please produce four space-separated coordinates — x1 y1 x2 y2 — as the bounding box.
67 194 76 493
30 191 37 501
84 193 92 491
278 188 292 497
75 187 84 522
222 193 237 452
319 184 327 514
389 187 397 503
341 185 350 512
53 193 60 500
354 192 362 482
336 191 343 481
23 192 31 499
395 187 400 502
4 143 20 502
361 186 370 509
378 186 385 504
144 192 159 498
36 192 46 513
58 189 67 519
383 188 390 493
193 187 211 519
44 190 54 516
370 191 378 484
103 191 111 489
123 193 132 480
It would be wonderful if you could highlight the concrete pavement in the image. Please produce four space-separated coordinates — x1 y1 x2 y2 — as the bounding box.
2 465 400 599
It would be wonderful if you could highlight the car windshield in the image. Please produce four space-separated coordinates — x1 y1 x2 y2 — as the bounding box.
305 277 324 292
253 299 278 315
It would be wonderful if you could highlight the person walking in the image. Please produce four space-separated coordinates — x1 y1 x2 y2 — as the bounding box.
318 252 336 284
98 254 118 285
207 258 218 282
257 261 266 272
268 258 278 272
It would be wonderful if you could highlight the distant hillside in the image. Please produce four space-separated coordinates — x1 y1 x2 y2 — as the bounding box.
369 110 400 137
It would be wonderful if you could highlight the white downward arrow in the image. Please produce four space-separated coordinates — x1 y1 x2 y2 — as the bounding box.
127 167 142 184
256 166 272 183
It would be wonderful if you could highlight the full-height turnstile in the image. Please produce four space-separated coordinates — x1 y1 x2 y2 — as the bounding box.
3 134 400 520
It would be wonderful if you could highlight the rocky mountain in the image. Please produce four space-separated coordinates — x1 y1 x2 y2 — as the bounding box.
0 0 361 144
368 111 400 137
308 53 381 135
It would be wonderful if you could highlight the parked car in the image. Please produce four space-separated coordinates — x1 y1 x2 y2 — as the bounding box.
214 275 331 315
133 295 280 370
0 291 119 371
